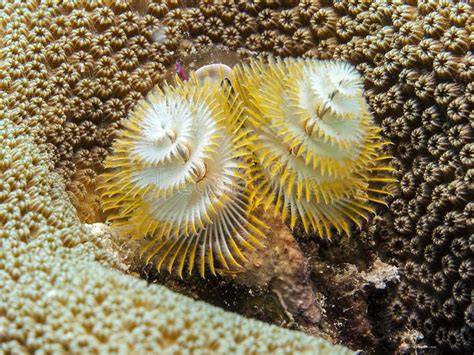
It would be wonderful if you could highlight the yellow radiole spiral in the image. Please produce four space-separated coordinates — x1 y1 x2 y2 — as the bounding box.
100 75 265 277
232 57 394 238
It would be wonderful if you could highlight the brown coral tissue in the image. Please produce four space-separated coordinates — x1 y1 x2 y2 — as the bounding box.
0 0 473 354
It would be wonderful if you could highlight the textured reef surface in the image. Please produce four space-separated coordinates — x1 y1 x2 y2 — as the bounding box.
0 118 350 352
0 0 472 353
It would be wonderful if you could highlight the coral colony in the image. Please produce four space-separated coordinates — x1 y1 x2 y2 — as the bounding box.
0 123 335 355
101 58 393 276
2 0 472 352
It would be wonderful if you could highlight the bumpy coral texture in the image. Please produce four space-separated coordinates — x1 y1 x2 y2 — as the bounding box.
0 118 350 353
0 0 472 352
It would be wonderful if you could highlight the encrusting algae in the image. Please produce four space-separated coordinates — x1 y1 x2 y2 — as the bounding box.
0 0 472 353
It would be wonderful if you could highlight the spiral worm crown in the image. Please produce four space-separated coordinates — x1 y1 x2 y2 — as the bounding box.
101 77 265 277
232 58 394 238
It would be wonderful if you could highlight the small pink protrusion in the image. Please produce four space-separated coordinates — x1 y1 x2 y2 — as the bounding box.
175 61 189 81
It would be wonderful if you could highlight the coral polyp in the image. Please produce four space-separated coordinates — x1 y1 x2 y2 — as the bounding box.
100 77 265 277
232 58 393 238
